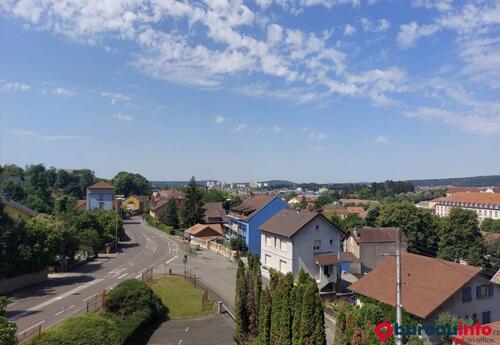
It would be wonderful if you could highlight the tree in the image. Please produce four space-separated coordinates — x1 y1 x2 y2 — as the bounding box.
0 296 16 345
255 289 272 345
315 194 334 209
270 274 293 345
365 206 380 227
438 208 488 267
377 203 439 256
112 171 151 197
481 218 500 233
291 269 309 345
55 169 73 189
1 180 25 201
54 195 77 215
180 177 205 228
486 238 500 267
163 198 179 228
64 182 83 198
298 196 307 210
298 279 325 345
25 164 52 213
343 213 365 230
235 259 248 343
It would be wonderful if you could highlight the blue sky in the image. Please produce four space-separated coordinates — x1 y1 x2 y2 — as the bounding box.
0 0 499 183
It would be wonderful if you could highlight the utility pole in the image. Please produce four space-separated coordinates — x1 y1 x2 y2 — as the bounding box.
396 227 403 345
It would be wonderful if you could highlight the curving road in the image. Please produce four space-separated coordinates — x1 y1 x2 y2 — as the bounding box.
6 217 180 338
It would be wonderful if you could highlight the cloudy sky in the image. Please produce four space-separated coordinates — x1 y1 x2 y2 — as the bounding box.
0 0 499 183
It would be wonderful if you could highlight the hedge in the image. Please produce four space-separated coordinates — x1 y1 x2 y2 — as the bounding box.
29 280 166 345
143 214 175 235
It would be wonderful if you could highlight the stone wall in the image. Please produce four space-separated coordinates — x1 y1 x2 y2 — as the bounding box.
0 269 48 294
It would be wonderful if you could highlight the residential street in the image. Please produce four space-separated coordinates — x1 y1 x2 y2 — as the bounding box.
6 217 180 337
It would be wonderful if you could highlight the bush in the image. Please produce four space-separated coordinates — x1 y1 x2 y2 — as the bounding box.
230 238 247 252
29 313 122 345
29 280 166 345
104 279 165 319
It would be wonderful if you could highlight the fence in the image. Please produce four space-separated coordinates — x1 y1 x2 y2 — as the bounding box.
142 267 153 282
85 292 106 313
191 238 238 262
16 321 44 345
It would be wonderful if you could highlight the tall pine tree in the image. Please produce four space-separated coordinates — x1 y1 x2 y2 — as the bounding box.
235 259 249 343
180 176 205 227
255 288 272 345
298 280 326 345
163 197 179 228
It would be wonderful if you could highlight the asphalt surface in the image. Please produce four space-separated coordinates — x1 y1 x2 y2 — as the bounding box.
6 216 180 338
146 315 235 345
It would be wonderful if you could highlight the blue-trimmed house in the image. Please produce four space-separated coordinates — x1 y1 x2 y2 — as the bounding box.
227 194 288 254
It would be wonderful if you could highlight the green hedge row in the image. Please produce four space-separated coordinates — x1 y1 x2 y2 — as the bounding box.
143 214 176 235
29 280 166 345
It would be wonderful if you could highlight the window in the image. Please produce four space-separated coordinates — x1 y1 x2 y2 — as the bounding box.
264 254 271 266
266 235 273 247
315 224 319 230
313 240 321 251
330 239 334 246
99 193 104 201
482 311 491 324
323 265 330 277
280 240 287 252
99 201 105 209
462 287 472 303
279 260 288 273
275 237 281 249
476 284 494 299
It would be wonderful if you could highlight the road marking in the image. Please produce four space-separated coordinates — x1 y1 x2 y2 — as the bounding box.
6 302 17 308
82 294 98 302
166 256 178 264
185 326 189 332
10 279 104 320
17 321 45 336
178 340 183 345
54 310 65 316
117 273 128 279
67 304 75 310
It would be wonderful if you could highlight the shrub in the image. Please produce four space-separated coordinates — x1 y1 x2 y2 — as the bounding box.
29 313 122 345
230 238 247 252
104 279 165 320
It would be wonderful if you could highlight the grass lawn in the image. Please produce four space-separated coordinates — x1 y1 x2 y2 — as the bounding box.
149 276 215 319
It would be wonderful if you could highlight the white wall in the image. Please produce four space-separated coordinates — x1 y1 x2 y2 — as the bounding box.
261 232 293 275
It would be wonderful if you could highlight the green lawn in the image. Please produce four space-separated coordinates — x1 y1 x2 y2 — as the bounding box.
148 276 215 319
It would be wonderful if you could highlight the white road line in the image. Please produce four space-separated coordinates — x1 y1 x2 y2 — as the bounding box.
67 304 75 310
10 279 104 320
178 340 183 345
54 310 65 316
82 294 98 302
17 321 45 336
6 302 17 308
166 256 178 264
185 326 189 332
117 273 128 279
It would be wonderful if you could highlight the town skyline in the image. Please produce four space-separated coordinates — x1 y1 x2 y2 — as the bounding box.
1 1 500 182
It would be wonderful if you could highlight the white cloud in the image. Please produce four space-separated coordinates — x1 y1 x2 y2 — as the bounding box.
52 87 73 96
100 92 131 105
374 136 388 144
214 114 226 125
112 112 133 122
9 130 84 140
309 132 329 140
234 123 247 132
411 0 453 12
272 125 282 133
397 22 439 48
1 81 30 92
361 18 391 32
343 24 356 36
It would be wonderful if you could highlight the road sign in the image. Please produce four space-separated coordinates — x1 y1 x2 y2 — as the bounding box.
183 255 188 264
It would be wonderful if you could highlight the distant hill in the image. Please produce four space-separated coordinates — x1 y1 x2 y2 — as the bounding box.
408 175 500 188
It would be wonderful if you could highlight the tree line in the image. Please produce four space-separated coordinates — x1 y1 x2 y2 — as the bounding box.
0 164 151 214
235 255 326 345
0 198 123 279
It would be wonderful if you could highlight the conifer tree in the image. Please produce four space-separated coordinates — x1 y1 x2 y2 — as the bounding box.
235 259 249 343
255 288 272 345
180 176 205 227
291 270 309 345
163 197 179 228
298 280 326 345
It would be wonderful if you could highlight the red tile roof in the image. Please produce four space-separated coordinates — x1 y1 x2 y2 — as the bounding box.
87 181 114 189
348 227 407 244
203 202 227 223
159 190 185 200
348 253 482 319
260 209 324 238
231 194 276 220
185 223 224 237
435 192 500 205
76 199 86 209
315 253 339 265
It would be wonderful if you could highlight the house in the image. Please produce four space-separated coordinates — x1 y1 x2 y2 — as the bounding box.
433 192 500 222
185 223 225 241
149 189 185 220
348 253 499 344
342 227 408 274
121 195 149 213
491 270 500 285
203 202 227 224
1 195 36 219
76 199 86 210
227 194 289 254
86 181 115 211
260 209 343 292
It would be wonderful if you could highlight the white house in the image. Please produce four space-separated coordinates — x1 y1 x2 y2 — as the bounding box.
433 192 500 222
259 209 343 293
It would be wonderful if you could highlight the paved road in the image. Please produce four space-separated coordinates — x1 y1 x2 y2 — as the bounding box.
6 217 180 337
